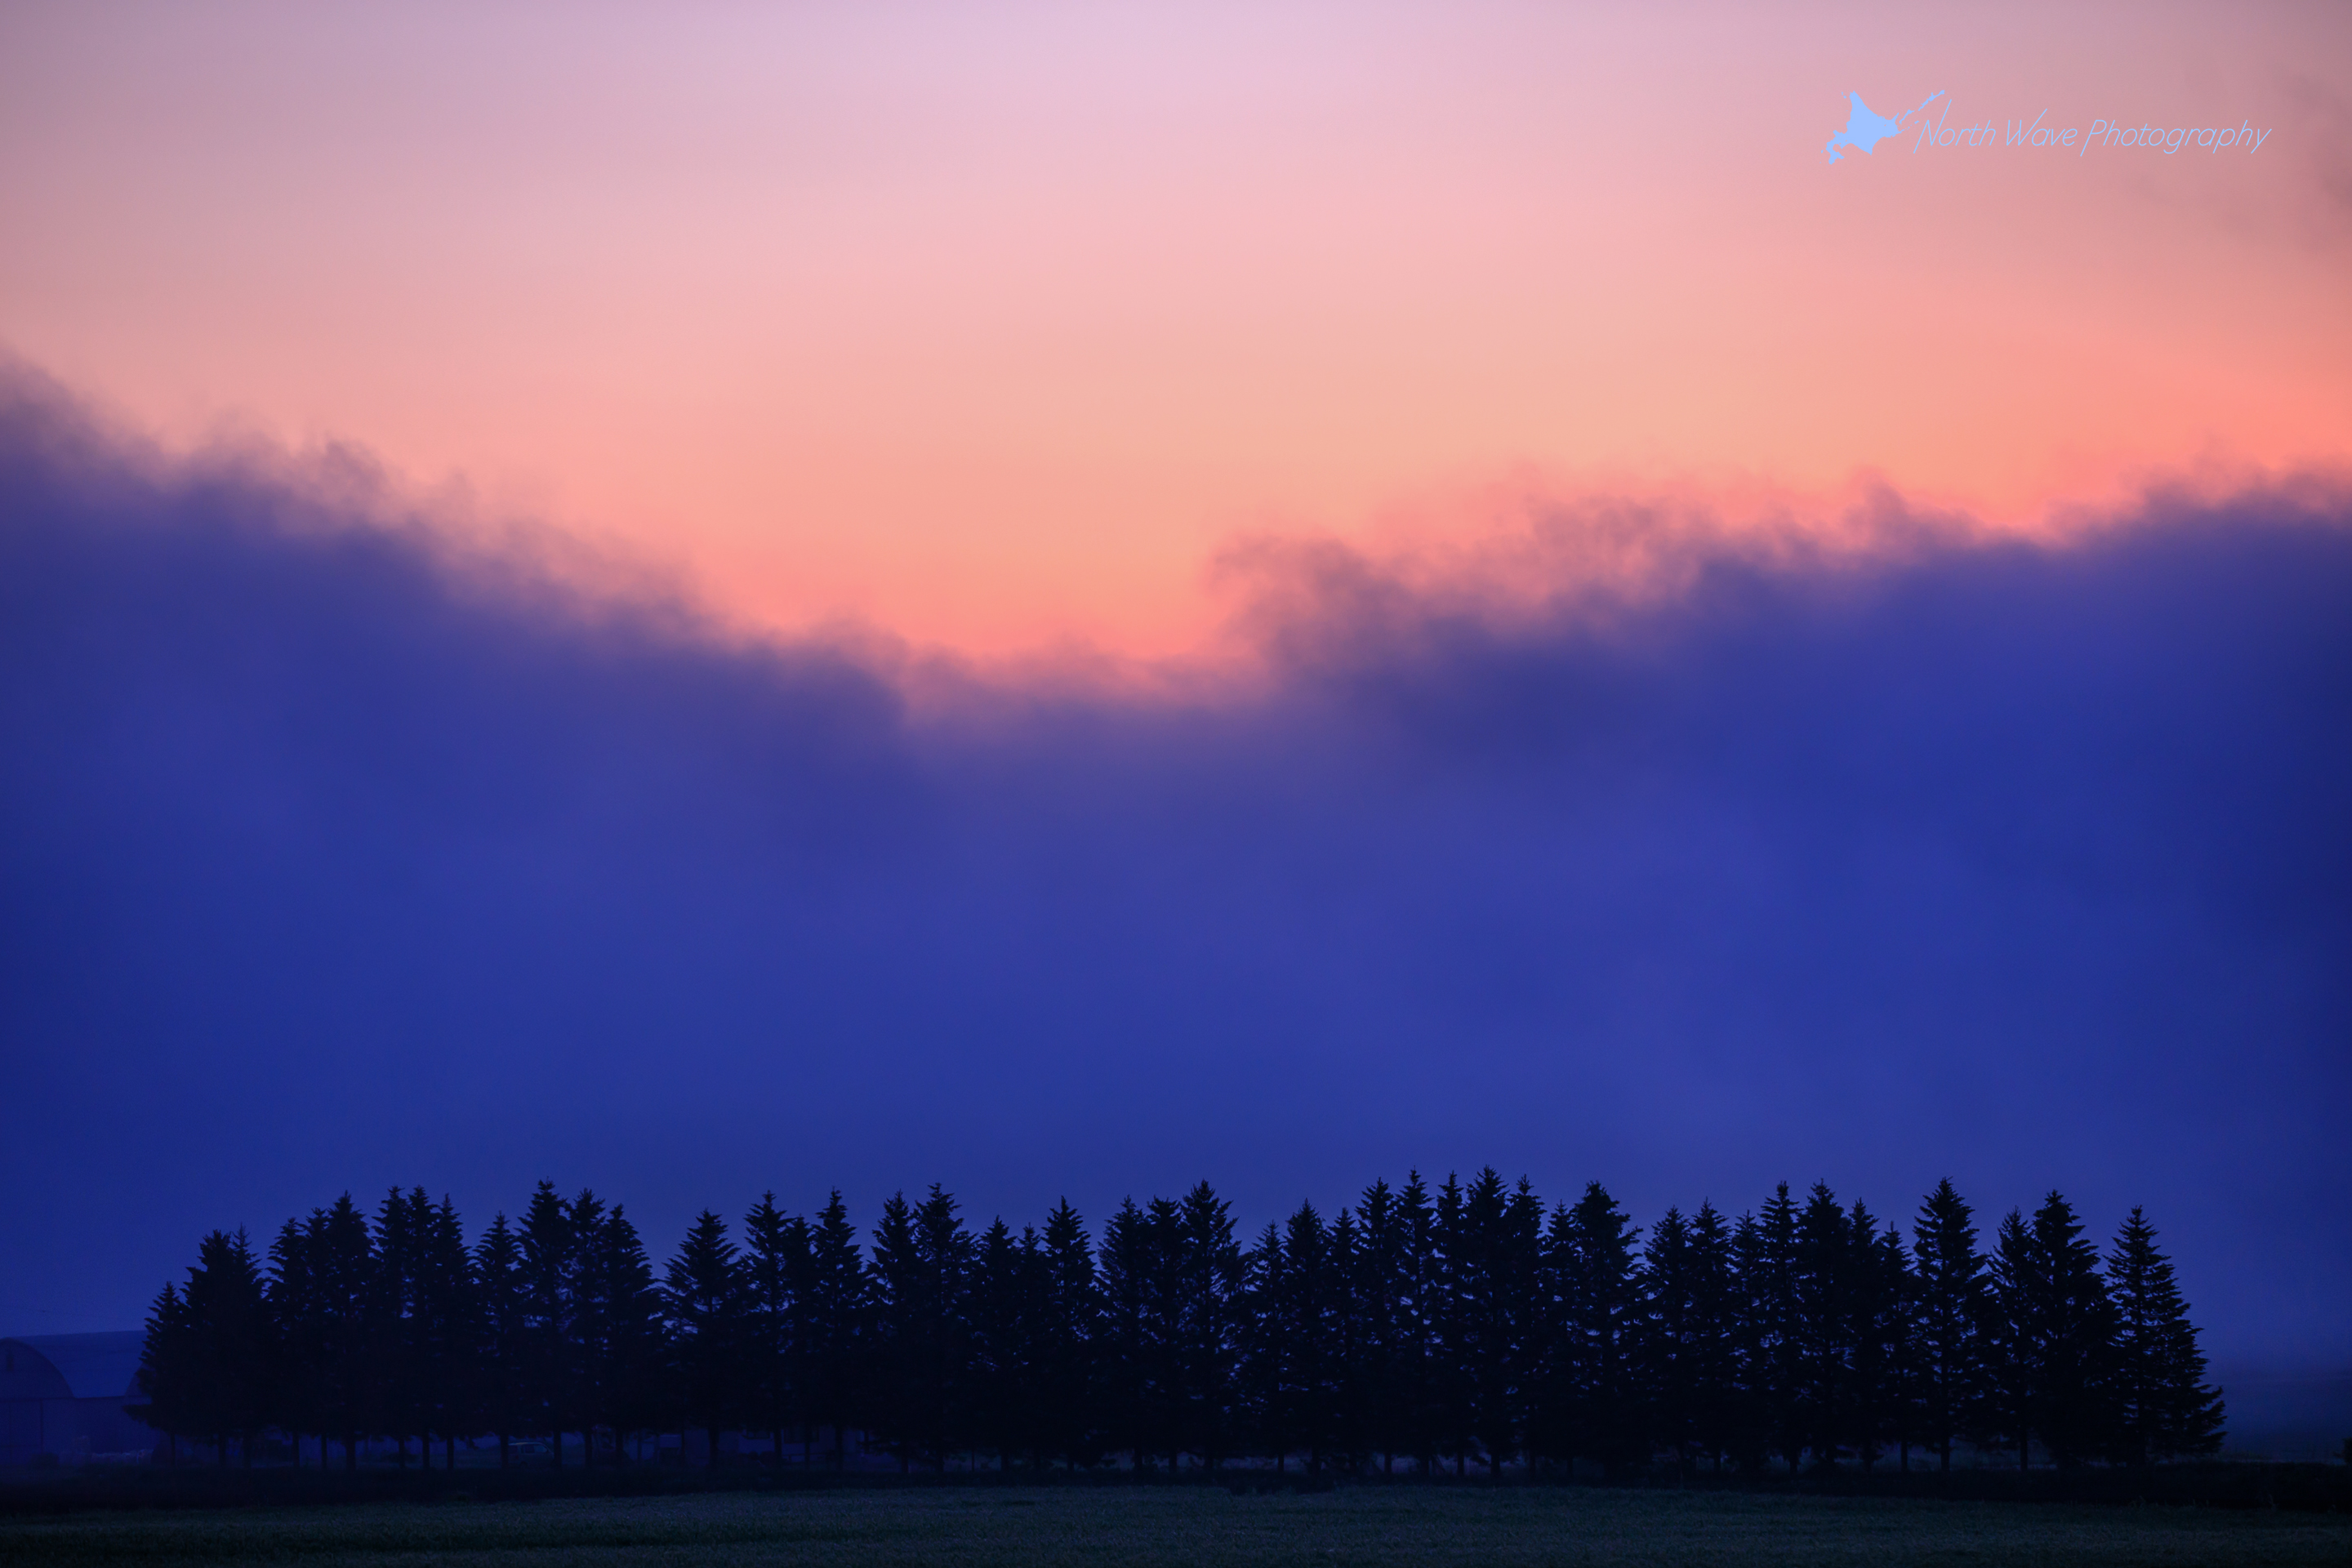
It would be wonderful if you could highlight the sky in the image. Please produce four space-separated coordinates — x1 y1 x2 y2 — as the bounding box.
2 2 2350 1376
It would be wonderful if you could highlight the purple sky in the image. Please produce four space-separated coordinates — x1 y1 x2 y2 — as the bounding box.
2 379 2348 1371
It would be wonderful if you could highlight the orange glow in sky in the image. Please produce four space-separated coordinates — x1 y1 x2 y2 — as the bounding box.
3 2 2347 656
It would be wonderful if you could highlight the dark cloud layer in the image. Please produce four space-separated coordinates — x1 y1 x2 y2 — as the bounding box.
3 387 2348 1369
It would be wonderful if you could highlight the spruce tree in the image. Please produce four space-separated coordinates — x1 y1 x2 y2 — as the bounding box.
517 1182 576 1464
1684 1202 1739 1472
1098 1197 1155 1471
1327 1205 1369 1472
2106 1207 2224 1463
1557 1181 1642 1477
804 1189 867 1468
1842 1203 1906 1472
1138 1196 1188 1470
563 1190 613 1465
265 1214 327 1468
665 1209 748 1466
867 1187 974 1470
587 1201 667 1460
1637 1207 1701 1477
1282 1200 1343 1473
1910 1178 1988 1472
312 1194 375 1470
1740 1185 1803 1471
474 1212 530 1466
1984 1208 2040 1472
1240 1218 1294 1469
1351 1179 1408 1473
1428 1174 1476 1475
186 1228 272 1465
131 1282 195 1459
1035 1199 1102 1469
1791 1183 1854 1470
1392 1171 1439 1474
2028 1192 2119 1469
1175 1182 1244 1472
369 1189 425 1466
415 1194 478 1469
968 1218 1031 1468
740 1192 808 1463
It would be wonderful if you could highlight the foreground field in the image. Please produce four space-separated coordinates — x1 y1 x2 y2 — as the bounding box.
4 1486 2349 1568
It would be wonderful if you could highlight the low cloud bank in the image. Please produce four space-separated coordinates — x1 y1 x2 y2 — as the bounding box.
2 383 2347 1365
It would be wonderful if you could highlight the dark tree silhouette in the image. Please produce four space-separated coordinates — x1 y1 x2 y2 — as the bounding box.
131 1171 2224 1481
1637 1207 1703 1477
147 1229 271 1466
804 1189 868 1469
666 1209 748 1467
1911 1178 1988 1473
2106 1207 2225 1464
1033 1199 1102 1469
516 1182 577 1464
1553 1181 1640 1477
1682 1202 1739 1473
740 1192 808 1463
474 1211 531 1467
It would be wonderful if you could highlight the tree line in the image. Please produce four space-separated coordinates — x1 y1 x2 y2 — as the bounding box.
134 1174 2225 1478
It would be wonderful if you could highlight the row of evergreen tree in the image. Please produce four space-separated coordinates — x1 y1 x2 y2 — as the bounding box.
136 1174 2224 1477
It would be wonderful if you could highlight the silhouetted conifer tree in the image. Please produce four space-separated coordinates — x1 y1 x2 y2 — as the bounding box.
1098 1197 1155 1471
416 1194 478 1469
129 1170 2232 1483
1175 1183 1245 1472
1910 1178 1988 1472
666 1209 748 1467
131 1283 194 1461
265 1213 328 1468
473 1211 531 1466
1984 1207 2040 1471
517 1182 577 1464
1034 1199 1102 1468
740 1192 808 1462
869 1187 974 1470
1844 1203 1907 1472
969 1218 1033 1468
804 1189 868 1468
1735 1185 1803 1471
1326 1205 1370 1471
1348 1179 1406 1472
584 1199 666 1459
1683 1202 1739 1472
1390 1171 1441 1472
2027 1192 2119 1469
1790 1183 1855 1470
1553 1181 1641 1477
1239 1217 1294 1469
368 1191 427 1467
1637 1207 1702 1477
2105 1207 2224 1464
1278 1201 1343 1472
185 1229 273 1464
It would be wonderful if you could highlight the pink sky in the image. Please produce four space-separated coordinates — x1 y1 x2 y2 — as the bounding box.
3 1 2346 657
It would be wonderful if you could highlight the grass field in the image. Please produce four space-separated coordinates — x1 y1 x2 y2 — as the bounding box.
4 1486 2348 1567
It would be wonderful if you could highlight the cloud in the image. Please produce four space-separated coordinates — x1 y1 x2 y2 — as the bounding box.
2 376 2348 1366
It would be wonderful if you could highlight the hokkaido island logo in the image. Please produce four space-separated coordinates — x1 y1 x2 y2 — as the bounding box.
1825 90 1944 162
